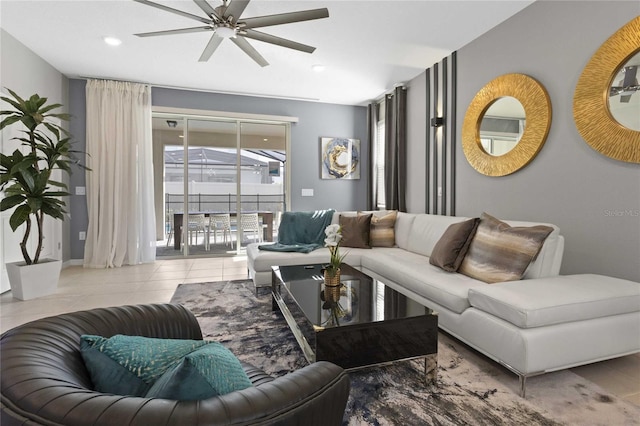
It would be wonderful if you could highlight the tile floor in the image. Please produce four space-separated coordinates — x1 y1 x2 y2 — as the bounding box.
1 257 639 406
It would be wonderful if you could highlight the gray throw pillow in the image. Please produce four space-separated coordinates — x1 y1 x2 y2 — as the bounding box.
429 218 480 272
340 214 372 249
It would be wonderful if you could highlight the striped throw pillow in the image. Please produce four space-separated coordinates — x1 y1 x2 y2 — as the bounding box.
360 210 397 247
459 212 553 283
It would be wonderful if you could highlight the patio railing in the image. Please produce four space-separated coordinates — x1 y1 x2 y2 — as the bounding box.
165 193 285 218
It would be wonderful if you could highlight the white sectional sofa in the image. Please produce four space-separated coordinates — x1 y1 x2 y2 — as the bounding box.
247 211 640 396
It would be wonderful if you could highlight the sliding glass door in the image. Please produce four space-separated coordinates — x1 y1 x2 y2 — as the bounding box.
152 113 288 258
238 122 286 249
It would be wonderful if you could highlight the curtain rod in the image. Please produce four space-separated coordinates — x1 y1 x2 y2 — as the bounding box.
370 85 406 104
80 76 150 86
77 76 320 102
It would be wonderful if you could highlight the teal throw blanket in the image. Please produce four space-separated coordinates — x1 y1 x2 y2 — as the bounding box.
259 209 335 253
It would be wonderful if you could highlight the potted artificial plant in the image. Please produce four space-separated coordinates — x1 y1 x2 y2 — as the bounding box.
0 89 86 300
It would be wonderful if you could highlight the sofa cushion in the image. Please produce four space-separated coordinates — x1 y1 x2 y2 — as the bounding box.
360 249 486 314
459 212 554 283
468 274 640 328
394 212 417 249
406 214 471 257
340 214 372 248
363 210 397 247
80 335 251 399
429 218 480 272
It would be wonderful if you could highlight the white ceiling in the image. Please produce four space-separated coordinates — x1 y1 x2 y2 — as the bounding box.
0 0 535 106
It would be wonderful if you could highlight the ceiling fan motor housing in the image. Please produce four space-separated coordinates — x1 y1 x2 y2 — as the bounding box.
133 0 329 66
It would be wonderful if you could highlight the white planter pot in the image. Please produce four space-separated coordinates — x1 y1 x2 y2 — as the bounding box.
6 259 62 300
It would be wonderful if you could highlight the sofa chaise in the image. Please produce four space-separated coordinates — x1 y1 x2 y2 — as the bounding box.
247 211 640 396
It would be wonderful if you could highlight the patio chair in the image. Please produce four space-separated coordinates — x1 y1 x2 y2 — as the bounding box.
183 214 208 250
209 213 235 249
240 213 264 244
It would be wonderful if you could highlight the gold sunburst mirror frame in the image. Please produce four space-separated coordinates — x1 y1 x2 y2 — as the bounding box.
462 73 551 176
573 16 640 164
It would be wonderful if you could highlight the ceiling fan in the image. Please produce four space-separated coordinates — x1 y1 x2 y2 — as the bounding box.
609 65 639 103
133 0 329 67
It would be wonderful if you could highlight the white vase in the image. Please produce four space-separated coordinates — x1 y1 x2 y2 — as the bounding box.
6 259 62 300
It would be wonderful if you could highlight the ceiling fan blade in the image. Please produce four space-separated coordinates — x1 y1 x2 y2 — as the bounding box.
242 29 315 53
240 8 329 29
193 0 221 22
135 26 212 37
199 34 224 62
231 36 268 67
223 0 251 23
133 0 211 24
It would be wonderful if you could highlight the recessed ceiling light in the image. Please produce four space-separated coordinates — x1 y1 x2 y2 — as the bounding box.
312 64 326 73
103 36 122 46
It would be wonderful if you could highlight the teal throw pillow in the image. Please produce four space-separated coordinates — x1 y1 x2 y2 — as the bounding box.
80 335 252 400
145 343 252 400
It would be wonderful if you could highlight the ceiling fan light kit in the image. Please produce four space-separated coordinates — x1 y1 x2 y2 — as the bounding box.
215 25 236 39
133 0 329 66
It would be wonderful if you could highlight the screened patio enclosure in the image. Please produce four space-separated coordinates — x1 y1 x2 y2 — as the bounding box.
151 113 290 257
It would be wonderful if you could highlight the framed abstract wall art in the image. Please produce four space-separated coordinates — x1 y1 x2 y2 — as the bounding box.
320 137 361 180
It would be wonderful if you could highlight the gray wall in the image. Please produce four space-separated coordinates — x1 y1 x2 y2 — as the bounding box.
406 70 428 214
68 81 367 259
450 1 639 281
1 30 70 268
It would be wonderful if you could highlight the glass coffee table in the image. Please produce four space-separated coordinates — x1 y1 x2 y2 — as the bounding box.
272 263 438 383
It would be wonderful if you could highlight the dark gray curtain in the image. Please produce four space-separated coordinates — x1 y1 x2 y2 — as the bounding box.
367 103 378 211
384 86 407 212
383 285 407 318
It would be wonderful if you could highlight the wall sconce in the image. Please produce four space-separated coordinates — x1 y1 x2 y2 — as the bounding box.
166 120 177 128
430 117 444 127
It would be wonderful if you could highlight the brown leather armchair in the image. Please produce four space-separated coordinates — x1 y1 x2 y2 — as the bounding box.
1 303 350 425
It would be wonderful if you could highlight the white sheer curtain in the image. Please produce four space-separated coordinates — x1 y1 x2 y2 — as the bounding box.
83 80 156 268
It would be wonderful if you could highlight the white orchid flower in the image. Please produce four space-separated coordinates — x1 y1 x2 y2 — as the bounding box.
325 224 341 236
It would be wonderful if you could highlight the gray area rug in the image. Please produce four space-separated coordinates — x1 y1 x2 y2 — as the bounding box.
170 280 640 426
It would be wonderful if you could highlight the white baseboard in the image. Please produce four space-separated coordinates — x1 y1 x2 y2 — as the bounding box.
64 259 84 268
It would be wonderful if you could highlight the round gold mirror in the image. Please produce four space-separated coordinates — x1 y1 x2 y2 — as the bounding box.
573 16 640 164
462 73 551 176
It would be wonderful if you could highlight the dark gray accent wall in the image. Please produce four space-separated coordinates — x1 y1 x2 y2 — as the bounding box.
68 80 88 261
406 54 457 216
453 1 640 281
68 81 367 259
